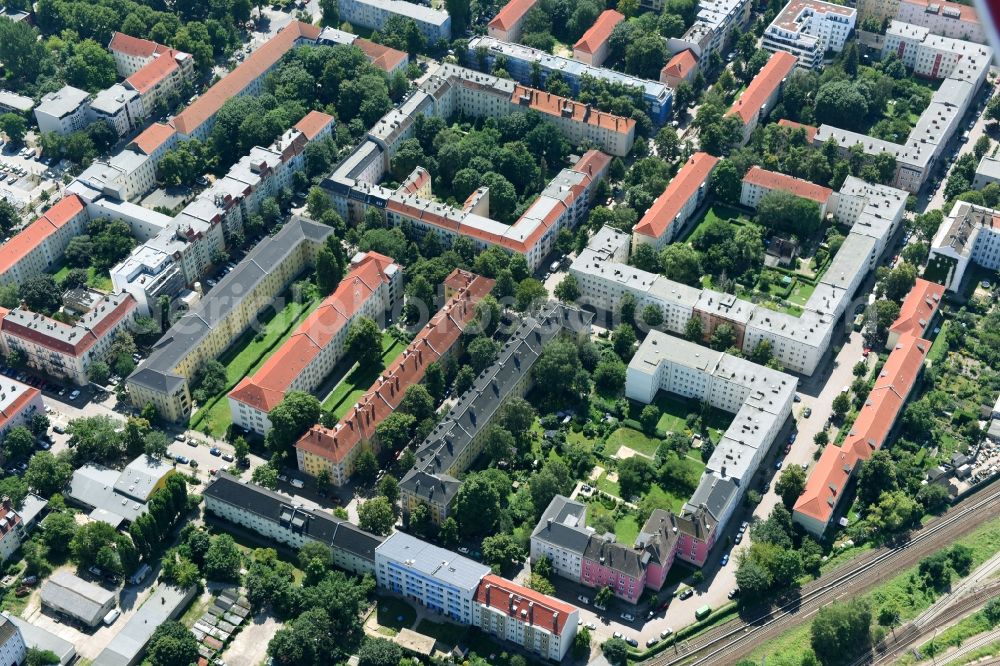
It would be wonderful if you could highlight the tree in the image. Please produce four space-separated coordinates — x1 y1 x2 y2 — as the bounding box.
316 237 346 295
483 426 516 462
775 464 807 509
267 391 321 453
640 405 661 435
596 585 616 609
424 361 446 400
398 384 435 422
573 628 592 660
144 431 170 459
659 244 703 286
347 316 383 367
205 534 242 582
147 621 199 666
375 412 415 452
685 316 704 341
452 473 503 536
191 359 227 403
500 397 536 442
603 637 629 666
625 33 668 79
0 19 47 83
593 355 627 394
3 426 35 461
856 451 897 507
25 451 73 498
515 278 548 311
814 81 869 131
233 436 250 467
881 262 917 301
40 511 76 557
711 159 743 203
640 304 664 329
19 275 61 315
376 474 399 505
468 336 501 373
358 637 403 666
354 449 379 484
319 0 340 25
613 323 637 359
710 323 736 351
810 599 872 666
251 463 279 489
454 365 475 396
0 114 27 145
757 190 822 238
26 649 61 666
554 274 581 303
832 392 850 419
618 456 655 499
358 496 395 535
481 533 524 570
532 340 585 404
87 360 111 385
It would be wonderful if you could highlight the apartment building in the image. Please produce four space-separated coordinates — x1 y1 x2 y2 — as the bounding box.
230 252 402 436
974 155 1000 189
510 85 635 156
109 33 196 113
89 85 143 137
0 615 26 666
0 90 33 114
762 0 857 69
660 49 699 88
530 495 592 581
474 575 579 662
793 332 929 536
727 51 798 144
375 532 490 624
466 36 672 125
34 86 90 135
814 24 991 193
488 0 537 42
668 0 752 62
204 472 384 576
930 201 1000 291
627 331 796 565
632 152 718 250
573 10 625 66
398 303 593 524
886 278 943 348
0 291 137 387
0 378 43 445
740 165 834 216
0 195 89 287
126 217 333 422
896 0 984 42
316 28 409 74
298 270 493 485
339 0 451 42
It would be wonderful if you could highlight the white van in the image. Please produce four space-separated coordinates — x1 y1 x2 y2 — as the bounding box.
290 478 305 489
103 609 121 625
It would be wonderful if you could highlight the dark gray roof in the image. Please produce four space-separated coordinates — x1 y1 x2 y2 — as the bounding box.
413 303 592 478
40 572 115 625
637 509 679 567
398 468 461 506
582 535 644 579
531 494 591 555
128 217 334 393
204 472 383 561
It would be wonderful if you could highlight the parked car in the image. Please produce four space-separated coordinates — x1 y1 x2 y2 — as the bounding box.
646 638 658 648
678 588 694 600
660 627 674 639
69 390 80 400
174 455 189 464
189 459 198 468
721 552 730 566
577 595 589 604
620 612 635 622
103 609 121 625
734 532 743 544
174 434 186 442
775 460 783 470
803 407 812 418
221 453 234 462
728 588 740 599
209 447 221 456
613 632 623 640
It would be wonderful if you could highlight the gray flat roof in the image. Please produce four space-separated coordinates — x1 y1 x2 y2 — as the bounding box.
0 90 33 112
36 86 89 119
376 532 490 592
94 584 196 666
41 572 116 625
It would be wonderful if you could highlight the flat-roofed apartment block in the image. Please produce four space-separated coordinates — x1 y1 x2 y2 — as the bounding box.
930 201 1000 291
376 531 490 624
886 278 943 348
204 472 384 575
974 155 1000 190
814 23 991 193
488 0 537 42
474 574 579 661
34 86 90 136
896 0 984 42
573 10 625 66
667 0 752 62
465 36 673 125
627 331 796 565
399 303 593 524
88 85 144 137
794 330 929 536
632 152 718 251
0 90 33 114
727 51 798 144
762 0 856 69
126 217 333 422
0 290 137 387
296 270 492 486
229 251 402 436
740 165 834 217
0 195 89 287
0 377 43 444
339 0 451 42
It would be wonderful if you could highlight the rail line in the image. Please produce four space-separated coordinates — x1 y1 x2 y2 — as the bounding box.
642 482 1000 666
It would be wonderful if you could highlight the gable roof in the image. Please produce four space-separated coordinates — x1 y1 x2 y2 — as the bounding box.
129 122 177 155
108 32 168 59
742 165 833 205
661 49 698 81
475 574 575 635
778 118 818 142
633 152 718 240
727 51 797 124
0 194 86 277
355 38 409 72
574 10 625 54
889 279 944 338
293 110 336 141
489 0 538 31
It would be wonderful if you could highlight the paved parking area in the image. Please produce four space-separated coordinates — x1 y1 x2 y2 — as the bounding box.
221 610 280 666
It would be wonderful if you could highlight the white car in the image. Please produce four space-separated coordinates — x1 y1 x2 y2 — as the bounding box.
103 609 121 625
69 390 80 400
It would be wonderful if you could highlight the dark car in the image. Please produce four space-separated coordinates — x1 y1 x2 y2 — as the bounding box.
174 455 189 465
210 447 221 456
679 588 694 600
626 638 639 648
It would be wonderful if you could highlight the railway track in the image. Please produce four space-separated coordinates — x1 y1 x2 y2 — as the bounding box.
642 481 1000 666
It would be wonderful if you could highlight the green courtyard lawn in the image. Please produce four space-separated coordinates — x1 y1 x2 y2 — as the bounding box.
636 392 732 445
787 279 816 307
605 427 660 458
585 499 641 543
321 333 408 418
52 263 113 292
684 203 749 245
189 292 321 437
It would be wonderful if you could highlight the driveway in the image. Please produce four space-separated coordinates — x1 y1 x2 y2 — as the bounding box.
221 609 281 666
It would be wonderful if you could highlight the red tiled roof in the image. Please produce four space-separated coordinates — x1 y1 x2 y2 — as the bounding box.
171 21 320 137
295 272 495 464
489 0 538 31
728 51 797 124
574 10 625 54
0 499 23 543
293 110 335 141
1 294 137 358
0 384 39 432
633 152 718 240
108 32 168 59
130 123 177 155
778 119 818 142
795 334 929 526
572 149 612 180
229 253 398 413
742 166 833 205
0 195 86 277
355 38 409 72
661 49 698 81
126 51 185 94
474 574 576 636
889 279 944 339
511 85 635 134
